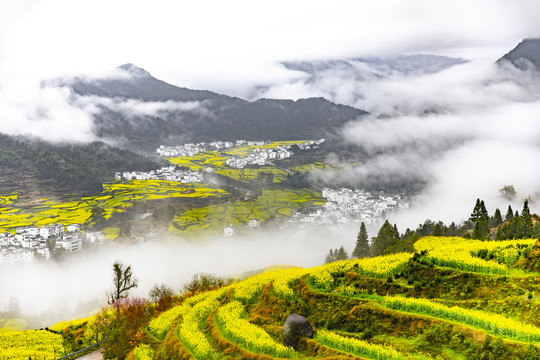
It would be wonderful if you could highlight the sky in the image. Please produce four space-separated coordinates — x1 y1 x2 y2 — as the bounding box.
1 0 540 96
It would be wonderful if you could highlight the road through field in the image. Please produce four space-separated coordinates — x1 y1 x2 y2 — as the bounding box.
76 348 104 360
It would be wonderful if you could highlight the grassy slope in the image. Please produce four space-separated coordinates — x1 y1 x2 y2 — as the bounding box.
38 237 540 360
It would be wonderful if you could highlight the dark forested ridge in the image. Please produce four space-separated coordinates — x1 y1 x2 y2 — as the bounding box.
0 134 161 194
62 64 368 151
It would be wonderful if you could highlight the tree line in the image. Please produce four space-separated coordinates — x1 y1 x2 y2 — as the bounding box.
326 198 539 262
0 134 161 192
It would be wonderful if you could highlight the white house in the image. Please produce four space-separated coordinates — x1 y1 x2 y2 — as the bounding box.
66 224 80 232
15 226 39 237
248 218 261 228
36 246 51 259
56 236 82 252
224 225 235 237
86 231 105 244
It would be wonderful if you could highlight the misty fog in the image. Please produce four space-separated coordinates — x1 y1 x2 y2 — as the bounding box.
0 224 362 324
2 56 539 324
256 58 540 228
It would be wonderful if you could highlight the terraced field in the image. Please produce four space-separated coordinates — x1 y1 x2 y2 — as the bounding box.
0 181 226 234
169 188 325 238
39 236 540 360
0 141 337 235
167 141 320 184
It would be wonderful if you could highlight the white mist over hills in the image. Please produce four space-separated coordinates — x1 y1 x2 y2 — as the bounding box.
0 226 358 322
1 0 540 322
264 54 540 228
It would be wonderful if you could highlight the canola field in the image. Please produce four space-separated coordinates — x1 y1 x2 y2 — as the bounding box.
169 188 325 238
0 141 335 235
0 181 226 234
16 236 540 359
167 140 318 184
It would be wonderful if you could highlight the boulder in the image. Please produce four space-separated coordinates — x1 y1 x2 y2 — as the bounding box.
282 313 313 349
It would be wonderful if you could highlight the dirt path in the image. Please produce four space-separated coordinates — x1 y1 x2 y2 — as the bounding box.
76 348 104 360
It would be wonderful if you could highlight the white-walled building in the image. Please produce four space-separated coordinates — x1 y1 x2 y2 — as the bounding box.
66 224 81 232
224 225 235 237
86 231 105 245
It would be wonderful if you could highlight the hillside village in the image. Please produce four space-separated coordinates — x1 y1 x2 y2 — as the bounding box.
290 187 409 226
223 187 409 237
115 166 203 182
0 224 104 265
158 139 325 168
118 139 325 182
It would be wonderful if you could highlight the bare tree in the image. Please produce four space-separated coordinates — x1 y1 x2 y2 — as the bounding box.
149 283 174 303
107 261 138 304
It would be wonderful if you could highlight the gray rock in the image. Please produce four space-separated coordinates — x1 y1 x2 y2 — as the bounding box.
282 313 313 349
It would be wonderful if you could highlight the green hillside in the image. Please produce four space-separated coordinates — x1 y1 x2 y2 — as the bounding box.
16 236 540 360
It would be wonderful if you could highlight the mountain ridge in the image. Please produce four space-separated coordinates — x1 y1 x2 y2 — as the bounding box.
62 64 368 151
498 38 540 70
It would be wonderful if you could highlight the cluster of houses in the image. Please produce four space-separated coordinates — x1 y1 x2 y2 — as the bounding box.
290 187 410 226
223 218 260 237
225 139 325 169
225 147 292 168
115 166 203 183
0 223 105 265
156 141 235 157
157 140 326 170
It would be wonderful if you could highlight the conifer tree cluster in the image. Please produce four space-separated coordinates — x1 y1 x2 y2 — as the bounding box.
323 198 538 264
324 246 349 263
496 199 536 239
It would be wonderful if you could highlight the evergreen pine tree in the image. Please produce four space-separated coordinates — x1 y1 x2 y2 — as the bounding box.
470 199 490 239
336 246 349 261
372 220 400 256
505 205 514 221
352 222 370 258
324 249 335 264
490 208 503 228
448 222 458 236
522 199 533 238
433 222 443 236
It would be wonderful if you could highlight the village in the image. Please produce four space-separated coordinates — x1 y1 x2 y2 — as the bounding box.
289 187 409 226
157 139 325 168
0 223 104 265
115 166 203 182
222 187 410 237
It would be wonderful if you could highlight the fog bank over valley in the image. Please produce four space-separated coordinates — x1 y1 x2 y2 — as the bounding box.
259 58 540 228
0 224 361 322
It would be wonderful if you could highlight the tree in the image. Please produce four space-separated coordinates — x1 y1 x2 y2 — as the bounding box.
352 222 370 258
336 246 349 261
432 222 443 236
489 208 503 228
7 297 20 317
149 283 174 303
505 205 514 221
324 249 335 264
182 273 229 295
107 261 138 305
522 199 534 238
372 220 400 256
499 185 516 201
470 199 489 239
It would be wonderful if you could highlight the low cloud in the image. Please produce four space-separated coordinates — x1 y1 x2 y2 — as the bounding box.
262 57 540 228
0 225 358 324
341 62 540 227
73 95 212 120
0 80 96 143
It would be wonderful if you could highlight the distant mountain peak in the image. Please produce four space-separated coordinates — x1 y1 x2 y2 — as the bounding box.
117 63 152 77
499 38 540 70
